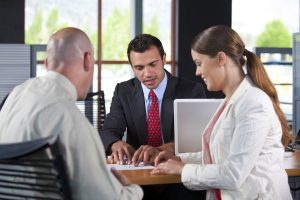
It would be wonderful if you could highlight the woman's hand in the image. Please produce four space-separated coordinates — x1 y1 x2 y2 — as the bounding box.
153 150 180 166
151 158 184 176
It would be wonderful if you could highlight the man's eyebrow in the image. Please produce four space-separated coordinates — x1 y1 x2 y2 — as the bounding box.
147 59 159 65
133 64 144 68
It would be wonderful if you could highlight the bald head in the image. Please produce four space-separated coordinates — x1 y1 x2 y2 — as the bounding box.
46 27 93 69
45 27 95 100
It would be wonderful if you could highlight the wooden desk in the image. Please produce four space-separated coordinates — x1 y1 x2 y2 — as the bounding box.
118 169 181 185
118 151 300 185
283 150 300 176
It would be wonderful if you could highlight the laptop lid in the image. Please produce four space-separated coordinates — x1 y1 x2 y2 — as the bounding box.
174 99 223 155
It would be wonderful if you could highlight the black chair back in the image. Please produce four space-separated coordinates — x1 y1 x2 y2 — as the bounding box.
76 90 106 131
0 135 72 200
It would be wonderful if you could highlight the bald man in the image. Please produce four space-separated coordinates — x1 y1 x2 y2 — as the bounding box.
0 27 143 200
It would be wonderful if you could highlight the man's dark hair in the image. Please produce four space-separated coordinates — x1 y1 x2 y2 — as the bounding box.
127 34 165 64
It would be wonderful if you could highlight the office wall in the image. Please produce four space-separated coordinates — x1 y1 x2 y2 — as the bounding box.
0 44 31 103
176 0 231 98
0 0 24 43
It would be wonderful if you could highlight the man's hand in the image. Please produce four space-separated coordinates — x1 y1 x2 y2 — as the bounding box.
131 145 160 166
109 141 135 165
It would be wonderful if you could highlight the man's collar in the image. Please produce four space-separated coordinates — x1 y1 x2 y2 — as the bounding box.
141 71 168 100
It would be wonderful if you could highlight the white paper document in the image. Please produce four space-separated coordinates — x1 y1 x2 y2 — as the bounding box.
107 162 155 171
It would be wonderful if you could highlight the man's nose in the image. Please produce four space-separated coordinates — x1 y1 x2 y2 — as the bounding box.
144 66 152 76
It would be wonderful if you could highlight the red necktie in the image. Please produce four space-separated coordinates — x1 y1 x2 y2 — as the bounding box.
216 189 222 200
147 90 162 147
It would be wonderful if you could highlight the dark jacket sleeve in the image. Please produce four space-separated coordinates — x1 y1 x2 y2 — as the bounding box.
100 83 127 154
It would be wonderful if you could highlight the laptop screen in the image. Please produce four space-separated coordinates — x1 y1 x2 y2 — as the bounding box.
174 99 223 155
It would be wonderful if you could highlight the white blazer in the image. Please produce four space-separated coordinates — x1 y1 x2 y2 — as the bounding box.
179 77 292 200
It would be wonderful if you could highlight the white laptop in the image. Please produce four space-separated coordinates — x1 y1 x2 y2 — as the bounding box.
174 99 223 155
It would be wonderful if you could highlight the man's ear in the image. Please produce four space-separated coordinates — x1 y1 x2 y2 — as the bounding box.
44 58 49 70
83 51 91 72
162 54 167 65
217 51 227 66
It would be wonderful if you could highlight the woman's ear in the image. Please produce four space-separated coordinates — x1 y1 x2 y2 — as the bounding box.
217 51 227 66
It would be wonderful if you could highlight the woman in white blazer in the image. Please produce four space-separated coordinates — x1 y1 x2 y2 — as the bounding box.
151 26 292 200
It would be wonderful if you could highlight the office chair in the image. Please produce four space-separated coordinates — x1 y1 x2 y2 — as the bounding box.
1 91 107 131
0 135 72 200
77 90 106 131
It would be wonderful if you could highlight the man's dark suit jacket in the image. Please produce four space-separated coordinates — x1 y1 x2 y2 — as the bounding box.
100 71 206 154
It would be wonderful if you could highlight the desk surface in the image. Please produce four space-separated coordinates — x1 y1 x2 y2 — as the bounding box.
282 150 300 176
118 169 180 185
118 151 300 185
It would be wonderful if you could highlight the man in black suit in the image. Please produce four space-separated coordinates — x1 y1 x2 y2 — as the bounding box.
100 34 206 200
100 34 206 165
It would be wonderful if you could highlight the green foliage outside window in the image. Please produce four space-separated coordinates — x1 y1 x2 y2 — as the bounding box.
256 19 292 48
102 8 159 60
26 7 159 62
101 9 130 60
101 8 159 73
26 8 68 44
143 16 159 39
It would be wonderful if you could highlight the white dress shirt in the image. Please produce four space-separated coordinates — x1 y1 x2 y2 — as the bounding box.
179 76 292 200
0 71 143 200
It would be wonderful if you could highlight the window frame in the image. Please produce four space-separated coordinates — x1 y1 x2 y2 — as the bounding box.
97 0 176 92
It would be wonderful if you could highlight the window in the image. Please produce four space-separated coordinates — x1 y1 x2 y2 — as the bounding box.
26 0 176 114
25 0 98 91
255 48 293 123
232 0 299 124
232 0 298 50
99 0 175 112
25 0 100 129
143 0 172 62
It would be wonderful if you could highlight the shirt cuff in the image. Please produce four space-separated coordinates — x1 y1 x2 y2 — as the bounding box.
179 152 202 164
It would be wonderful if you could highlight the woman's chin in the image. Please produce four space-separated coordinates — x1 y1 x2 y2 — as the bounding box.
207 86 219 92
